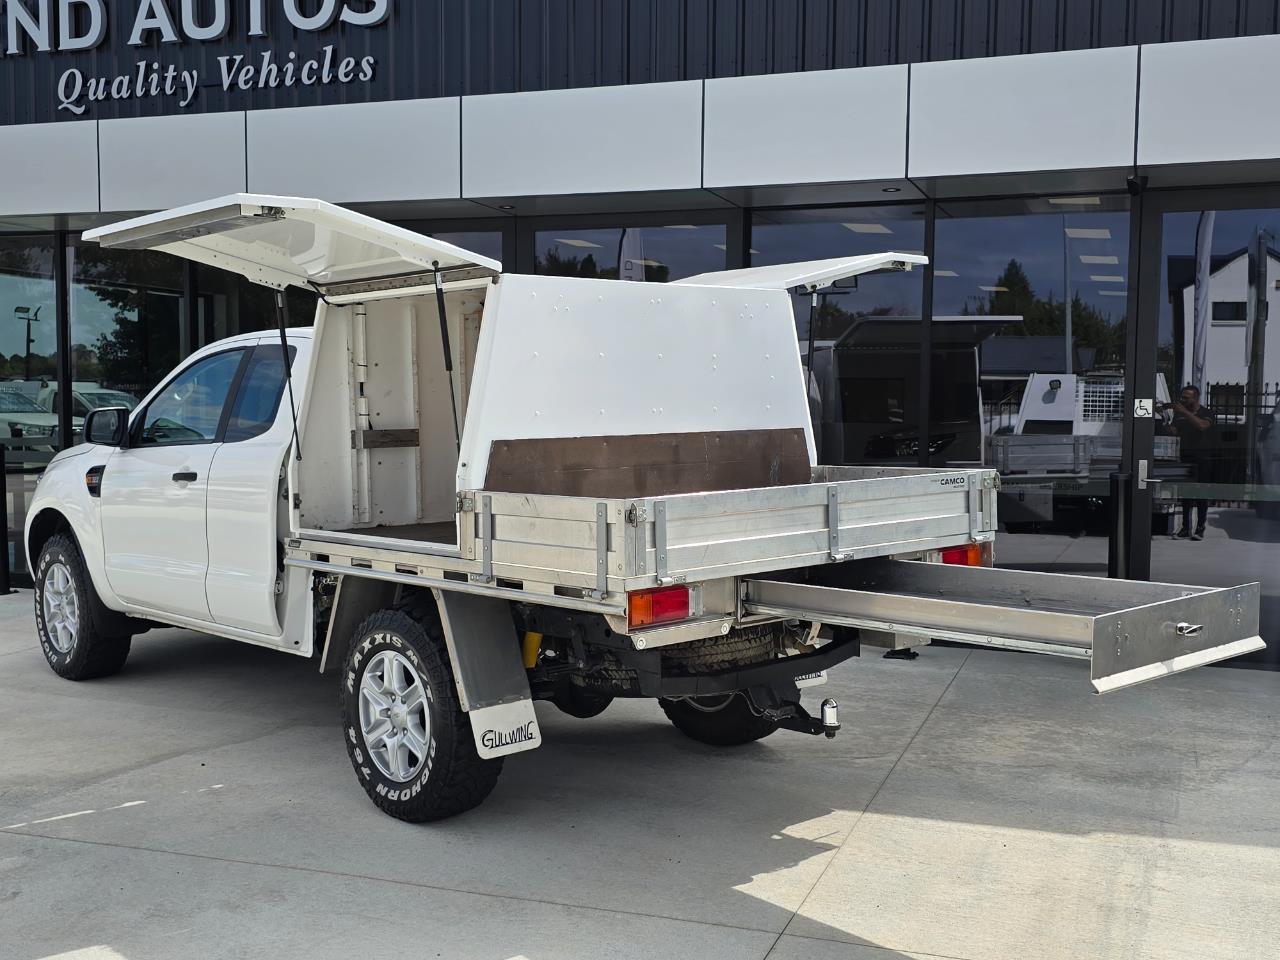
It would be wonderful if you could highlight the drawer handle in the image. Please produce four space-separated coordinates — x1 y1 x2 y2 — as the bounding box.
1176 622 1203 638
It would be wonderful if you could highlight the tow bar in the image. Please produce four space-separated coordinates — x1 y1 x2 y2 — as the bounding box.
770 697 841 739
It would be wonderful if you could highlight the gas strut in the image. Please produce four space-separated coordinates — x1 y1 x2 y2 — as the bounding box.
275 290 302 461
434 262 462 453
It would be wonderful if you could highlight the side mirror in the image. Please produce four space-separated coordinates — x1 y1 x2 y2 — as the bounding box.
83 407 130 448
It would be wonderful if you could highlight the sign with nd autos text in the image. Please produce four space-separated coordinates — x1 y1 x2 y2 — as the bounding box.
0 0 395 123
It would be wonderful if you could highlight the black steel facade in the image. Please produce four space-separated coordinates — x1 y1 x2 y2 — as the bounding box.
2 0 1279 126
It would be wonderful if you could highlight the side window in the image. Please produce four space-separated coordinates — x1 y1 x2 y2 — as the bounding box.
224 344 296 443
137 349 245 446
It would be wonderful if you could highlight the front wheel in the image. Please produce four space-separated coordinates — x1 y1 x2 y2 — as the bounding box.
660 693 779 746
34 534 131 681
339 603 503 822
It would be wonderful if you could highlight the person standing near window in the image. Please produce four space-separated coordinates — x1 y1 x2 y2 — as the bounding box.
1163 385 1216 541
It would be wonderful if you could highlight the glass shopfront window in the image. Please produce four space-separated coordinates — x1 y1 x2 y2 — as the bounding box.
535 223 725 282
0 235 58 577
424 231 503 264
1151 206 1280 664
934 197 1131 577
750 206 926 466
195 265 316 346
69 241 185 421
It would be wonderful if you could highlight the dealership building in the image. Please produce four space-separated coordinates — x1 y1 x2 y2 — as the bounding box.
0 1 1277 663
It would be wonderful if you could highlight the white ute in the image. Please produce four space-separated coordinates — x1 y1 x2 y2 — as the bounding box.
25 195 1266 821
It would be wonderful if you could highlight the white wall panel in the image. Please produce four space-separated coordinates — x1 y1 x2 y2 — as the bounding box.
909 47 1138 179
99 112 246 212
1139 35 1280 166
0 122 99 215
248 99 461 202
463 81 702 197
704 66 907 187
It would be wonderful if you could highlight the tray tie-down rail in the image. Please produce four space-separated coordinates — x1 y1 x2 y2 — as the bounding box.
742 559 1264 694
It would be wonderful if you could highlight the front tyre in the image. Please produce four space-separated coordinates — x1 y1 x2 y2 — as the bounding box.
34 534 131 681
660 692 779 746
339 605 502 822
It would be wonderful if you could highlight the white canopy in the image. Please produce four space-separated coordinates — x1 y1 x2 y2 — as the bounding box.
675 252 928 292
82 194 502 300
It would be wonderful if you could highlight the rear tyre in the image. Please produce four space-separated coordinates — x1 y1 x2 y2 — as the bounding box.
34 534 131 681
339 602 502 822
660 693 779 746
552 685 613 719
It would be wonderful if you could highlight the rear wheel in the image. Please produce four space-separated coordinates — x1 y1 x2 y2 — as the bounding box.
34 534 131 681
660 692 779 746
339 602 503 821
552 685 613 719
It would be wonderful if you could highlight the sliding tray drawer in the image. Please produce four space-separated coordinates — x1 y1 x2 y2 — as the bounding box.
743 559 1263 693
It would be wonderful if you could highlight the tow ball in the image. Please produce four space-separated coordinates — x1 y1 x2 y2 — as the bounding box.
772 698 841 739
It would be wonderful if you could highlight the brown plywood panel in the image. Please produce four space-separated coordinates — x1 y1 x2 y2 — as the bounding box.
483 429 811 498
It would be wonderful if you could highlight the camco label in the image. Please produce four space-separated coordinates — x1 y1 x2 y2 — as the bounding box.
937 476 967 487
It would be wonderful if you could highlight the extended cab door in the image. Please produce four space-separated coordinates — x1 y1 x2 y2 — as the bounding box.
100 347 249 621
204 340 303 636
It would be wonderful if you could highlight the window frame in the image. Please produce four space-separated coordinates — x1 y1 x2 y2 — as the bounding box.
129 346 252 449
221 343 298 444
519 208 744 274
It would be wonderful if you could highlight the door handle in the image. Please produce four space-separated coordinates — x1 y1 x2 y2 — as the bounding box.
1136 458 1159 491
171 471 198 483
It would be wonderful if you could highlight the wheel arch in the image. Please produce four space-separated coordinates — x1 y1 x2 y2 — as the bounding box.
26 507 72 569
318 574 398 672
29 511 145 638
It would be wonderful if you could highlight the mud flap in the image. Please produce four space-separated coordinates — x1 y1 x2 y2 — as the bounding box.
431 589 541 758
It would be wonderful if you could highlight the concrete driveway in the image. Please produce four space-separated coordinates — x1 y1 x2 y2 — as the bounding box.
0 590 1277 960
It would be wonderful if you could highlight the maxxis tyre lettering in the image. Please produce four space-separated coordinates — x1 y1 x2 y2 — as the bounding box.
338 600 502 822
34 534 131 681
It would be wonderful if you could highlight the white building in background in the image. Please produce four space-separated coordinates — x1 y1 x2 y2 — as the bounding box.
1178 249 1280 394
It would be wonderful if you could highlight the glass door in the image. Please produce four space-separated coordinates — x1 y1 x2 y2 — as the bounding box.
1139 192 1280 667
933 196 1132 580
0 234 58 579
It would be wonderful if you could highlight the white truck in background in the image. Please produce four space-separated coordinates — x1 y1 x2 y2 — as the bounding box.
24 196 1265 822
990 372 1184 529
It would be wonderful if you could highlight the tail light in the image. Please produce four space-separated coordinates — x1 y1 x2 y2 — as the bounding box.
940 542 993 567
628 585 691 630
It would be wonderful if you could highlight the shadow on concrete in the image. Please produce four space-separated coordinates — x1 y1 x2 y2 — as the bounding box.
116 627 1280 852
73 631 932 957
11 620 1279 960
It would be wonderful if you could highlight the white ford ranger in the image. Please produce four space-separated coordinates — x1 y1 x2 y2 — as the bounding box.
25 195 1264 821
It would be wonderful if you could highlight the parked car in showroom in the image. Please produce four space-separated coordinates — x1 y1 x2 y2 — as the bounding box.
0 387 59 447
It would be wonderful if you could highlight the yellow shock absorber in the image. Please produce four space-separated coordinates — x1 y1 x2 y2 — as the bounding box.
522 631 543 669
